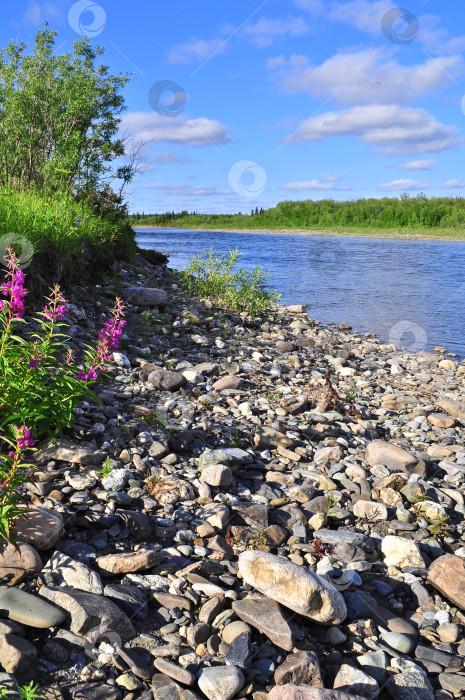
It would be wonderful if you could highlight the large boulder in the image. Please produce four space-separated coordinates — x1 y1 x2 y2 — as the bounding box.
365 440 425 477
427 555 465 609
238 551 346 624
123 287 168 307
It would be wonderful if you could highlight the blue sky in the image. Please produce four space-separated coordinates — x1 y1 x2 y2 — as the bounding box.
4 0 465 213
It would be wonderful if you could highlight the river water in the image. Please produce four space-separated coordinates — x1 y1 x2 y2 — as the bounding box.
135 227 465 357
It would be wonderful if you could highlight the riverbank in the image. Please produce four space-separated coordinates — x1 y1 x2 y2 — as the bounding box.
3 252 465 699
135 224 465 241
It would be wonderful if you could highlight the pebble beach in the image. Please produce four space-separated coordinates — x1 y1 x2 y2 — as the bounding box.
2 252 465 700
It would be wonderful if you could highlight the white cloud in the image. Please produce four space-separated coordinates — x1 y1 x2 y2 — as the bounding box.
282 176 351 191
244 16 310 48
167 38 225 65
417 15 465 55
439 179 465 188
377 179 429 191
399 160 438 170
293 0 325 15
141 183 234 197
328 0 393 35
287 105 461 155
270 49 463 105
120 112 232 148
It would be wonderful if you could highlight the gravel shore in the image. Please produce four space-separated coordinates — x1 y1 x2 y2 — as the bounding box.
2 253 465 700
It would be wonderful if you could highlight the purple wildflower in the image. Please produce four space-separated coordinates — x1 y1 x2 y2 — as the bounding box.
14 425 34 450
0 251 26 318
78 298 125 383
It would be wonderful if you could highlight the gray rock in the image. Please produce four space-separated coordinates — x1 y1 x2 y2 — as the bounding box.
238 551 347 624
268 687 368 700
151 674 200 700
0 586 66 628
0 634 36 676
38 586 135 641
333 664 379 699
386 670 434 700
274 650 323 687
148 370 187 392
225 631 252 670
101 469 132 492
197 665 244 700
232 597 295 651
123 287 168 307
43 552 103 594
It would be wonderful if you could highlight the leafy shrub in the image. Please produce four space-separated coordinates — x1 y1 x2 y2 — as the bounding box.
182 248 280 315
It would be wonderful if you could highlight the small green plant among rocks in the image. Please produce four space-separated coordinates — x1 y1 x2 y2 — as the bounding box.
97 455 112 478
0 680 41 699
182 248 280 315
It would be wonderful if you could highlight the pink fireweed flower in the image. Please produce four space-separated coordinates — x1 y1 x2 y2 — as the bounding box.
43 285 67 322
14 425 34 450
78 298 125 383
0 249 27 318
66 348 75 366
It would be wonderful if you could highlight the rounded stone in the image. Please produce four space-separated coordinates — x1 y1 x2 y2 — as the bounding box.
197 665 245 700
222 621 252 645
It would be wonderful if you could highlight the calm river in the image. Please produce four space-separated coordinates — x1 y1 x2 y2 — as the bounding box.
135 228 465 357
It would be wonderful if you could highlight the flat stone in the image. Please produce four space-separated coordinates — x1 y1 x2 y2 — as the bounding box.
151 674 200 700
365 440 426 477
103 584 148 621
43 552 103 594
62 684 121 700
0 542 42 583
13 507 64 551
381 536 425 569
380 631 416 654
232 597 295 651
212 376 243 391
254 426 294 449
313 530 375 549
353 500 388 521
35 439 106 466
239 551 346 623
427 555 465 609
96 550 164 575
438 673 465 694
274 650 323 687
123 287 168 307
268 687 367 700
231 501 268 529
0 586 66 628
197 665 244 700
148 370 187 392
153 659 195 686
436 397 465 426
38 586 135 640
333 664 379 699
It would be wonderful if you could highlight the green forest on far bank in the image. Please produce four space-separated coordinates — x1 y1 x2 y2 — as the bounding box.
130 194 465 235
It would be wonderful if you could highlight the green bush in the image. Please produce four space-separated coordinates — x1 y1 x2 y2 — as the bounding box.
182 248 280 315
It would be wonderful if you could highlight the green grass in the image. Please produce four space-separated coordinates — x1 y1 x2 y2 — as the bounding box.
0 187 136 288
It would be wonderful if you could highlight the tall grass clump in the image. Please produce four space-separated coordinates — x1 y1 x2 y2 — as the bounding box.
182 248 280 315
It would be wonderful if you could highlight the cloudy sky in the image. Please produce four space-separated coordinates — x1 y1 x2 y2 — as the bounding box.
5 0 465 213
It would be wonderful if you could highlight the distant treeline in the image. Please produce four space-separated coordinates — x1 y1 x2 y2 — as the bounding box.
130 195 465 230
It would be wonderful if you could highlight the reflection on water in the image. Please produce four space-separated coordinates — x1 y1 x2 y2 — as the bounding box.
135 228 465 357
